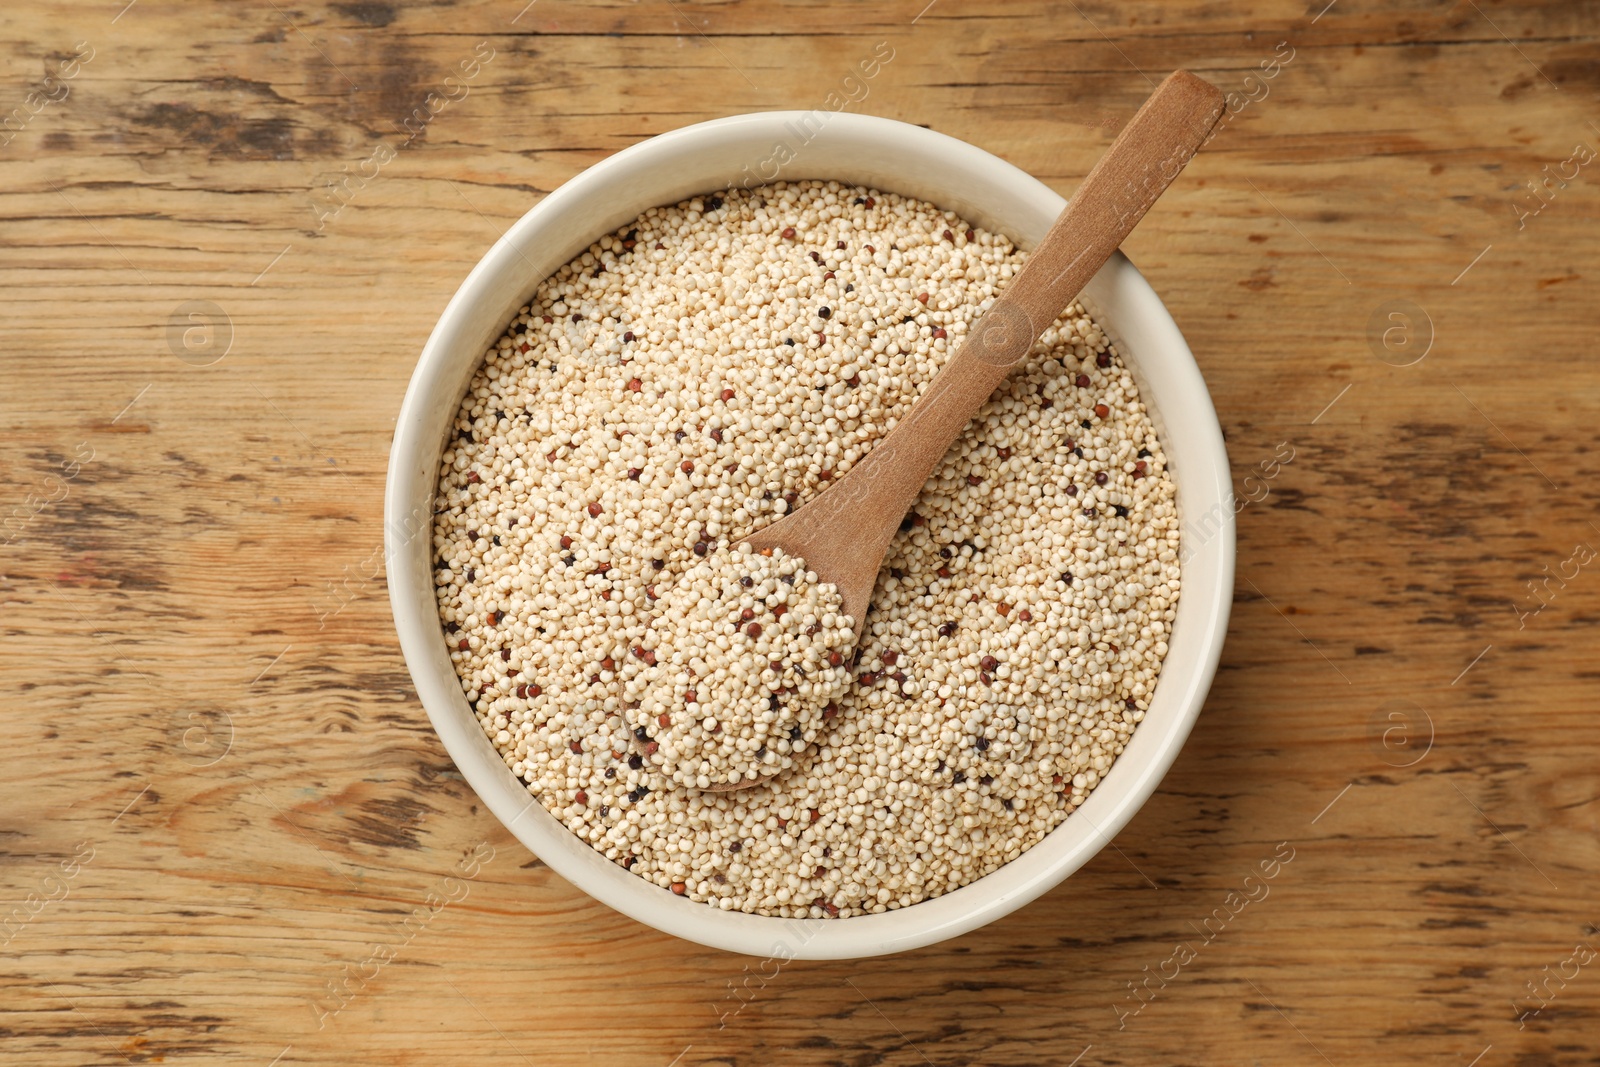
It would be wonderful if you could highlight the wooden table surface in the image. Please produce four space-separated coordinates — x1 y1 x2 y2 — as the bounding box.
4 1 1598 1063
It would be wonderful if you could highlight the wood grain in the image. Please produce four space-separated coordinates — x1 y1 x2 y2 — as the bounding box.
2 1 1598 1064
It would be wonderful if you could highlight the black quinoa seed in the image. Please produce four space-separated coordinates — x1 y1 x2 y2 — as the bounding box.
633 726 650 742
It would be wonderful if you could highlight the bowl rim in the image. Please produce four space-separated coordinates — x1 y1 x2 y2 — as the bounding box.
386 109 1234 959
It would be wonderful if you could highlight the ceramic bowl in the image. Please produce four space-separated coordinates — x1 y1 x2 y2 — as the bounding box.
385 111 1234 959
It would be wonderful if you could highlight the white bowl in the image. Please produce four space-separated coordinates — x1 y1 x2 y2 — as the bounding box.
386 111 1234 960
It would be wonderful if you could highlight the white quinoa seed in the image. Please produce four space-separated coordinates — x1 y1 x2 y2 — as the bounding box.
433 181 1181 919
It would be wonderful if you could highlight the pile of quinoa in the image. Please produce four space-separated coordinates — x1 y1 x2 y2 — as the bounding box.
622 542 857 790
433 181 1180 918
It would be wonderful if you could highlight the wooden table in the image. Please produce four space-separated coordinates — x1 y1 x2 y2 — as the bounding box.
4 1 1597 1063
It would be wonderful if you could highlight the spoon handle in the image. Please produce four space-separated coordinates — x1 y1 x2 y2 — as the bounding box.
743 71 1223 631
961 70 1225 374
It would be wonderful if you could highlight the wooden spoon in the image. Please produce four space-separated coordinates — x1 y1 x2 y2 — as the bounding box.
640 71 1223 792
742 70 1225 637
